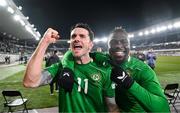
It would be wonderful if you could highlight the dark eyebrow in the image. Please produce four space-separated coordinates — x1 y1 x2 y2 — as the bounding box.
71 34 76 39
79 34 86 37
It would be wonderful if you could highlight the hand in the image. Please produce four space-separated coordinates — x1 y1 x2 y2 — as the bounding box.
110 67 134 89
42 28 60 44
58 68 74 93
90 52 110 67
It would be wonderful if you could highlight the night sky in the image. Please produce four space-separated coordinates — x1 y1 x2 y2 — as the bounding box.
14 0 180 39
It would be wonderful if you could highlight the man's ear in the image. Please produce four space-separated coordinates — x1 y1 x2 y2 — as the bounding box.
88 41 94 52
109 49 113 56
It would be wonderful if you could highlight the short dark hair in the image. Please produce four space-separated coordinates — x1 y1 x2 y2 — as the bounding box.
108 27 130 49
111 27 128 38
70 23 94 41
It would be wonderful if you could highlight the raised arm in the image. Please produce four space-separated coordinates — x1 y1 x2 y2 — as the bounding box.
23 28 59 87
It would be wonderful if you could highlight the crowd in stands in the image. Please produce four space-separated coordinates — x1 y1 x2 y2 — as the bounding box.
131 32 180 51
1 30 180 65
132 42 180 51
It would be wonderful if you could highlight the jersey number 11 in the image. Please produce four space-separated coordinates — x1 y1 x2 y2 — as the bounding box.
77 77 88 94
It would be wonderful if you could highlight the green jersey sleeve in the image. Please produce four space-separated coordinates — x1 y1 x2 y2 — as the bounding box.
115 57 170 112
128 63 170 112
46 62 62 78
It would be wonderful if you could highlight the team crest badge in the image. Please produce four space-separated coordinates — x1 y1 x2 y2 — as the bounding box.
91 74 101 81
126 69 132 77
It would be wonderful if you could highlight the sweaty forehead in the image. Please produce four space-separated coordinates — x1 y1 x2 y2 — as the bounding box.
71 28 89 36
110 32 127 40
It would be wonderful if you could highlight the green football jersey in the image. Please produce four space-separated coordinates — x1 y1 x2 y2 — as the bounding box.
85 52 170 112
46 51 115 112
115 56 170 112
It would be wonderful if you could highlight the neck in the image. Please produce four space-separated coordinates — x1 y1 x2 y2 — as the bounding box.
75 54 92 64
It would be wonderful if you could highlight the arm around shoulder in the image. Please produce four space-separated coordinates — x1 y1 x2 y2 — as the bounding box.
128 75 170 112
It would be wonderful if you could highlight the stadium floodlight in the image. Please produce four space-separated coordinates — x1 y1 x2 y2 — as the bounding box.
37 31 41 37
156 27 161 32
0 0 7 7
160 26 167 32
26 16 29 20
31 24 34 27
132 46 136 49
128 34 134 38
164 42 169 45
93 38 100 43
18 6 22 10
67 40 71 43
150 29 156 34
35 37 40 41
93 37 108 43
173 21 180 28
14 14 20 21
132 34 134 38
156 26 166 32
25 25 33 34
144 30 149 35
7 7 14 14
167 24 173 30
138 32 143 36
101 37 108 42
25 25 41 40
19 20 25 26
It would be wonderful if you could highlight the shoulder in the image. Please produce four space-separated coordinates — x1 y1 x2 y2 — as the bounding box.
127 57 156 80
125 57 151 74
46 62 62 69
45 62 62 77
63 50 73 60
128 57 146 66
61 50 74 68
90 52 111 68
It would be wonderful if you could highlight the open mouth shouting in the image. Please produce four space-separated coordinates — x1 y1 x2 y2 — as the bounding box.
71 42 84 57
73 44 83 51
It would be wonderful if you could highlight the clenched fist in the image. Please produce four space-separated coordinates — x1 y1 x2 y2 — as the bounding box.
58 68 74 93
111 67 134 89
42 28 60 44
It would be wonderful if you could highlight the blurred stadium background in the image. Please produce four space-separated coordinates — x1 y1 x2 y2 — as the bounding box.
0 0 180 112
